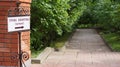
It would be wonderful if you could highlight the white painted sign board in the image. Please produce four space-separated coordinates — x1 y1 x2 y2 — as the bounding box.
8 16 30 32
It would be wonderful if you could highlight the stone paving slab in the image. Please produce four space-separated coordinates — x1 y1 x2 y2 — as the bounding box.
31 29 120 67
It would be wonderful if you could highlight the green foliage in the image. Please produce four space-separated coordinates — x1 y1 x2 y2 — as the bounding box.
102 33 120 51
92 1 120 31
50 32 72 49
78 0 120 32
68 0 86 29
31 0 86 50
77 0 120 52
31 48 44 58
31 0 120 51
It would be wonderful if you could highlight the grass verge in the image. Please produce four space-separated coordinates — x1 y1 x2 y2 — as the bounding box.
31 32 72 58
50 32 72 49
31 48 44 58
101 32 120 51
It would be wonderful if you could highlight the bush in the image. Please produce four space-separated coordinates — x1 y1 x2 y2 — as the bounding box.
78 0 120 32
31 0 86 50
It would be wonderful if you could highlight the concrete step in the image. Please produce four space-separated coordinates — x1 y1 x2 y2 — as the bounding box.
31 47 54 64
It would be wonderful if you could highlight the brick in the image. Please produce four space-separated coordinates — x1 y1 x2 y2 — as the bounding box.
11 32 18 35
5 35 12 39
11 34 18 38
4 57 11 62
0 48 10 52
0 57 4 61
22 34 30 40
0 29 7 33
3 61 11 66
0 0 31 66
0 2 16 7
12 44 18 48
22 31 30 35
22 46 30 51
22 40 28 44
0 39 11 43
21 32 30 46
11 62 19 66
0 7 10 11
10 44 18 49
0 12 8 16
3 53 11 56
5 43 11 47
0 43 5 47
10 48 18 52
11 39 19 44
0 16 7 20
10 52 19 62
20 3 31 7
20 0 32 3
0 62 2 65
0 25 7 29
1 62 4 66
0 39 6 43
5 34 18 39
0 34 5 38
1 0 16 2
0 52 3 56
0 22 7 25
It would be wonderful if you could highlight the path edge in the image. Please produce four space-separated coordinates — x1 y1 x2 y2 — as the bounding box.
96 29 113 52
31 47 54 64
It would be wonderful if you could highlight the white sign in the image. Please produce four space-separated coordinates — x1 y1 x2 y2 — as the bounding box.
8 16 30 32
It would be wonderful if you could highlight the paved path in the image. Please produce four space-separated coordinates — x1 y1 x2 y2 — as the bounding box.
32 29 120 67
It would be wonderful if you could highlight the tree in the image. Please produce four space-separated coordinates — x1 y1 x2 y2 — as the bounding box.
31 0 86 50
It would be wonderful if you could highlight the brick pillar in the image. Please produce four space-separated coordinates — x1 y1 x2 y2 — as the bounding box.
0 0 31 67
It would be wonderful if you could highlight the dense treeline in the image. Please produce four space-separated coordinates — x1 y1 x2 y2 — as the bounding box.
31 0 86 50
79 0 120 51
79 0 120 33
31 0 120 50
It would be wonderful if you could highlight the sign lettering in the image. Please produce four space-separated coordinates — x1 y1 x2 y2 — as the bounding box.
8 16 30 32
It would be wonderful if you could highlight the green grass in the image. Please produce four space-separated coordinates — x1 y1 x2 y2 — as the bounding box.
31 48 44 58
101 32 120 51
50 33 72 49
31 32 72 58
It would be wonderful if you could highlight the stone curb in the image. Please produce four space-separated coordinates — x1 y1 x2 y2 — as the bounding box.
96 29 113 52
99 34 114 51
31 31 75 64
57 31 75 52
31 47 54 64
